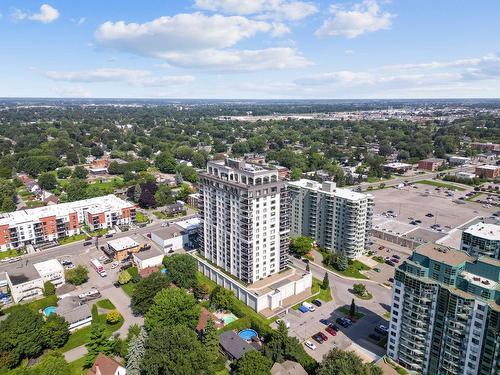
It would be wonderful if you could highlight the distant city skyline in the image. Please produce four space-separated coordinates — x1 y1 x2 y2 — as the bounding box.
1 0 500 99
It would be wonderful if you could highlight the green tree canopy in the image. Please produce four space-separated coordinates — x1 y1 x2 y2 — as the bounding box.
38 172 58 190
145 288 200 331
317 348 382 375
233 351 272 375
42 314 69 349
131 272 171 315
65 265 89 285
163 254 198 289
289 236 313 257
209 285 235 311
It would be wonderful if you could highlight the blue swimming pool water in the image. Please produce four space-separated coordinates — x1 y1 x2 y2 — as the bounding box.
239 329 258 341
223 314 238 325
43 306 57 317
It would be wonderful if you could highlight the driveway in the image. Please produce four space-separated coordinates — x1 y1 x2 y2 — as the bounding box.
100 284 144 336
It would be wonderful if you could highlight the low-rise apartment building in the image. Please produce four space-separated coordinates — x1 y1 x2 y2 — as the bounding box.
387 243 499 375
7 259 65 303
461 222 500 260
418 158 445 171
475 165 500 179
0 195 135 252
287 179 374 259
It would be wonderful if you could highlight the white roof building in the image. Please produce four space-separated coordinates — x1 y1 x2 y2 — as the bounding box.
107 236 139 252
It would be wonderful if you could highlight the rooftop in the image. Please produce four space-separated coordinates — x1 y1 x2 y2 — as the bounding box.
287 179 371 201
415 243 475 266
33 259 63 276
383 162 412 168
151 224 184 241
175 217 201 231
271 361 308 375
219 330 255 360
86 353 123 375
464 222 500 241
7 264 39 285
420 158 445 163
476 164 499 170
0 194 133 226
133 247 163 261
107 236 139 251
56 296 92 325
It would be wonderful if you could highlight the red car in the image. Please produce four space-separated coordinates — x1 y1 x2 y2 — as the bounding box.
317 331 328 341
325 326 337 336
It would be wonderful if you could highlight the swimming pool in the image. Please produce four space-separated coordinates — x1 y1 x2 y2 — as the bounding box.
223 314 238 325
43 306 57 317
239 328 258 341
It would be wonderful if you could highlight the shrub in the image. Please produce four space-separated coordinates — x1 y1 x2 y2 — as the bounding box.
43 281 56 297
106 310 122 324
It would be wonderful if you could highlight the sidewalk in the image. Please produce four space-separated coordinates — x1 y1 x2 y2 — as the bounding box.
64 345 88 362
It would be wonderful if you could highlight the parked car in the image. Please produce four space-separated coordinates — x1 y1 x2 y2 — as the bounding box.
312 333 324 344
373 268 381 273
391 258 399 263
298 305 309 313
304 341 316 350
311 299 322 307
111 261 120 269
392 254 401 259
425 213 434 217
388 277 394 283
302 302 316 312
103 258 113 264
369 333 382 341
336 317 351 328
317 332 328 341
83 241 92 246
330 324 340 331
385 260 395 266
319 319 331 326
61 259 72 266
105 233 114 238
325 326 337 336
375 325 388 335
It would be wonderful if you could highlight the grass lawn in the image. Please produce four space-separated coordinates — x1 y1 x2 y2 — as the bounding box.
25 200 46 208
216 370 230 375
135 211 149 224
416 180 466 191
62 314 124 352
338 305 365 320
153 211 168 219
0 249 21 260
4 295 58 314
121 282 136 297
59 233 88 245
96 298 116 310
68 357 87 375
372 256 385 263
334 260 370 279
292 278 332 310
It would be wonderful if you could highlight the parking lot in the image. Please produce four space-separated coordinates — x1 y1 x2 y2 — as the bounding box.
275 294 389 362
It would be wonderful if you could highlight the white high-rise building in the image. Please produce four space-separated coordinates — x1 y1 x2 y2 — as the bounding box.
199 158 289 284
287 179 374 259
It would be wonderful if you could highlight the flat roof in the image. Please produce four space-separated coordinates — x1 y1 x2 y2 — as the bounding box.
0 194 133 226
415 243 475 266
420 158 445 163
383 162 412 168
7 264 40 285
287 179 371 201
133 247 163 261
175 217 201 231
107 236 139 251
151 224 184 241
476 165 499 170
33 259 63 275
464 222 500 241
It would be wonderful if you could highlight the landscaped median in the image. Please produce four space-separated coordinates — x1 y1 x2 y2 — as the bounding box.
415 179 466 191
318 249 371 279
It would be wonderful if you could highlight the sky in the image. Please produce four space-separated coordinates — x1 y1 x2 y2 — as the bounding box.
1 0 500 99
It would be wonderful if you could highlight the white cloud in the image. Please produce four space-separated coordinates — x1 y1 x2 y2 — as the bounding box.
316 0 394 38
195 0 318 21
95 13 311 71
45 68 195 86
344 49 354 54
52 86 92 98
11 4 59 23
158 47 311 71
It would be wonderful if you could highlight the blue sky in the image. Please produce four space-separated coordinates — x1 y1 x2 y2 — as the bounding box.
1 0 499 99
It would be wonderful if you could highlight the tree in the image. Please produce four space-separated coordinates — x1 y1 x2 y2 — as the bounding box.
65 178 88 202
163 254 198 289
317 348 382 375
90 146 104 158
65 265 89 285
332 254 348 271
118 269 132 285
127 327 147 375
72 166 88 179
131 272 171 315
84 323 113 368
289 236 313 257
233 351 272 375
43 281 56 297
138 145 153 158
209 286 235 311
38 172 57 190
106 310 122 324
353 283 368 297
155 152 177 173
322 272 329 290
290 168 302 181
133 184 142 203
306 262 310 272
176 183 192 202
350 298 356 318
201 318 221 372
0 305 45 363
154 184 175 206
145 288 200 331
193 282 210 300
177 164 199 183
42 314 69 349
56 167 72 179
141 325 211 375
30 351 71 375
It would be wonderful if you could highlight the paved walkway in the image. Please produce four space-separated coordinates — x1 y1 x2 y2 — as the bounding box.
64 345 88 362
100 285 144 336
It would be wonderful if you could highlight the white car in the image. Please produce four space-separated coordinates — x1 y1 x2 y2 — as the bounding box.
304 341 317 350
111 261 119 269
65 264 75 270
98 255 107 262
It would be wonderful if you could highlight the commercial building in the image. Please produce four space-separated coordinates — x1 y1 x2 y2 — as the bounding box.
418 158 445 171
448 155 471 165
150 217 200 252
7 259 65 303
383 162 413 174
387 243 500 375
106 236 141 261
0 195 135 252
470 142 499 154
475 165 500 180
461 222 500 260
287 179 374 259
199 158 289 284
133 247 164 270
456 171 477 180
